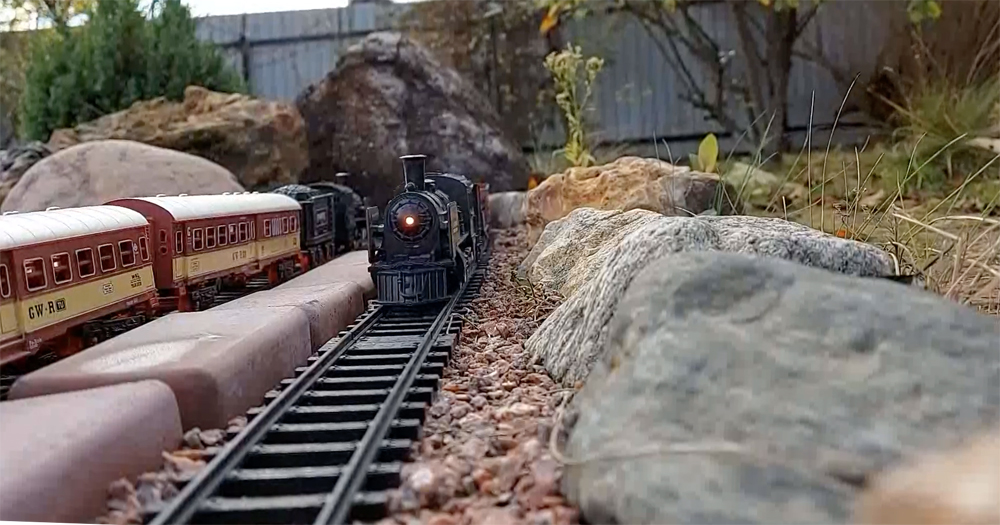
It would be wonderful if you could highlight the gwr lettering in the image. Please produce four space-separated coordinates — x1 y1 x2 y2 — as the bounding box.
26 298 67 320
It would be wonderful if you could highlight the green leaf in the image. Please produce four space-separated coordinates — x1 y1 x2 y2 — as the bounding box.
697 133 719 173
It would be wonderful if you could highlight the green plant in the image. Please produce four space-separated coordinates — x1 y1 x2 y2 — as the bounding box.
543 43 604 168
879 76 1000 192
689 133 719 173
17 0 244 141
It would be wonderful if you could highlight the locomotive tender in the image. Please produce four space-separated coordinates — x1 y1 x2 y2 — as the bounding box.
0 187 365 369
366 155 490 306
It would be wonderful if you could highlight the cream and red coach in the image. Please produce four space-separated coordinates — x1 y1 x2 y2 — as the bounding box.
107 193 302 311
0 206 157 367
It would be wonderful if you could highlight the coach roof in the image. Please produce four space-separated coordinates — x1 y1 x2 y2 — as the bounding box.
0 206 149 251
121 193 301 221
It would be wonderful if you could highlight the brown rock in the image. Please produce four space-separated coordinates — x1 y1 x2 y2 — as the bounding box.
524 156 737 245
0 140 244 212
854 429 1000 525
464 506 521 525
46 86 307 189
295 32 530 209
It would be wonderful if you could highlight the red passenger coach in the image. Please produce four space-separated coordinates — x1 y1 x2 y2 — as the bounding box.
0 206 158 367
108 193 303 311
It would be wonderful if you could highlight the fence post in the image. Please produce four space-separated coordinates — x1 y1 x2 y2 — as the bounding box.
240 13 252 91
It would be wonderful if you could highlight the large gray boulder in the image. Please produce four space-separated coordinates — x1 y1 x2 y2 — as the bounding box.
562 251 1000 524
524 208 895 384
295 31 531 209
1 140 245 212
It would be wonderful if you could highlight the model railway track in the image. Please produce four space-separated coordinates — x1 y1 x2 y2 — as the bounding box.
145 262 487 525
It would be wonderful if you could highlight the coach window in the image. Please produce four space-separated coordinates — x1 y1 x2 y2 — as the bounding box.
76 248 96 278
24 258 46 291
51 253 73 284
217 225 228 246
206 227 216 249
228 224 237 245
250 221 255 240
282 217 289 234
0 264 10 298
238 223 248 243
264 219 272 238
139 237 150 261
119 240 136 267
98 244 116 273
175 231 183 254
193 229 204 251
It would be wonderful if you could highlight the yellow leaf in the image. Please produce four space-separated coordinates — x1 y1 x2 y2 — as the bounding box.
697 133 719 174
539 5 560 35
528 175 540 189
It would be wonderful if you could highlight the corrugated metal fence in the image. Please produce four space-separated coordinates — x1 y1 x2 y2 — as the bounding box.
2 1 896 151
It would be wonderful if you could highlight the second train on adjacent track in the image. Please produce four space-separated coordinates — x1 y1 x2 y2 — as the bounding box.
0 184 365 370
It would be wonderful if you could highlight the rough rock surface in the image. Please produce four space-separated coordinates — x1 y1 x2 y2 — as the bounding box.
853 427 1000 525
524 156 737 245
561 251 1000 524
1 140 245 212
488 191 526 229
523 209 895 384
0 141 51 206
47 86 307 189
295 31 531 209
519 208 662 296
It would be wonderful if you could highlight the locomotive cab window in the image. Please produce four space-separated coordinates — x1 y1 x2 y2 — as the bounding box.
24 258 46 291
228 224 237 245
206 227 216 249
139 237 150 261
98 244 116 273
238 223 248 243
76 248 96 278
193 229 204 251
217 226 228 246
0 264 10 298
175 231 183 254
51 253 73 284
119 240 136 267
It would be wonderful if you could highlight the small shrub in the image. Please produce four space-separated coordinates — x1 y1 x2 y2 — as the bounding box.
543 43 604 168
18 0 244 141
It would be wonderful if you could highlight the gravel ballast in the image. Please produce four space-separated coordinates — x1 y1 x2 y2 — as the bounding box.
380 227 577 525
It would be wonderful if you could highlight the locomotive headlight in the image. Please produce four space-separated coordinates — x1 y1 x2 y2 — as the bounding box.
389 199 432 241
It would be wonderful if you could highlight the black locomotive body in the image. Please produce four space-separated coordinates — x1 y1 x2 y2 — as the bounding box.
271 183 366 269
305 182 367 253
366 155 490 306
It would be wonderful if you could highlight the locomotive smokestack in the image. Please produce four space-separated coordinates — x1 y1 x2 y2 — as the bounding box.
400 154 426 190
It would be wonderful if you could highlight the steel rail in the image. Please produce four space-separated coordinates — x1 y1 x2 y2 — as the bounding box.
148 304 386 525
313 275 472 525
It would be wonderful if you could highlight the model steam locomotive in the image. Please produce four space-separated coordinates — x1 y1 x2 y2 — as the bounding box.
365 155 490 306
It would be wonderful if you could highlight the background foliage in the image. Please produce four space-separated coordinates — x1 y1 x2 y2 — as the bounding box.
15 0 244 141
